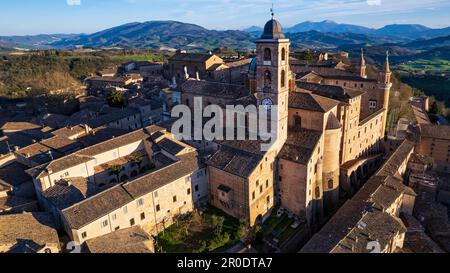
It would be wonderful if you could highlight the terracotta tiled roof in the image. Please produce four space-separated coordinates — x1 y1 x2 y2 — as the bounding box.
289 91 339 113
207 144 263 178
296 82 365 102
181 79 250 100
169 52 218 63
279 129 323 165
0 213 59 250
420 124 450 140
62 184 134 230
84 226 153 253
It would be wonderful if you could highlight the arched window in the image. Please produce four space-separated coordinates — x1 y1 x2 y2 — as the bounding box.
281 48 286 61
328 179 334 189
264 48 272 61
264 70 272 87
281 70 286 88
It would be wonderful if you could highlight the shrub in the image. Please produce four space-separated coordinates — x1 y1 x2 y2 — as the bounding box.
193 241 207 253
208 233 230 252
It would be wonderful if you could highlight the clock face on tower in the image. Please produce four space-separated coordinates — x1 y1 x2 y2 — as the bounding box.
261 98 273 110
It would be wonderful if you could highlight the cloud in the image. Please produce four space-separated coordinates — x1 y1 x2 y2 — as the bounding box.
66 0 81 6
367 0 382 6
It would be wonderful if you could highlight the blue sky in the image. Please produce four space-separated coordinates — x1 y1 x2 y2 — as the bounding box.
1 0 450 35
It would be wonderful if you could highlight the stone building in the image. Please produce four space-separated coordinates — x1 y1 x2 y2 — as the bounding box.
300 140 417 253
25 126 207 243
415 124 450 173
175 15 393 228
168 51 224 80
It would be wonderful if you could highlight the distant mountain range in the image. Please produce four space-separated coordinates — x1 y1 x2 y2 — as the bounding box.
50 21 256 52
1 20 449 53
0 34 79 49
245 20 450 40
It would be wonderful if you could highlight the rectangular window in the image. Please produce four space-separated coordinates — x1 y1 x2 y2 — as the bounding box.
123 206 128 214
112 214 117 221
130 218 135 226
137 198 144 206
156 205 161 212
115 226 120 231
187 188 191 195
101 220 108 228
81 232 87 239
195 185 199 192
154 191 158 198
252 192 256 200
369 100 377 109
140 213 145 220
173 196 177 203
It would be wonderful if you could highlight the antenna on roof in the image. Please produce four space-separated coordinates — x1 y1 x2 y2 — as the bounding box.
271 1 275 19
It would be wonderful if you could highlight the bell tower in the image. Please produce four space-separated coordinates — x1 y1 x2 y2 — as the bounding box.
358 48 367 79
255 11 290 150
378 51 393 136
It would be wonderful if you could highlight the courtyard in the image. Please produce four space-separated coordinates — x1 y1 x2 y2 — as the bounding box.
155 206 243 253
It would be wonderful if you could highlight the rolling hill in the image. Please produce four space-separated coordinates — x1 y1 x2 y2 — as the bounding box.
52 21 257 51
286 20 373 35
1 20 449 54
251 21 450 41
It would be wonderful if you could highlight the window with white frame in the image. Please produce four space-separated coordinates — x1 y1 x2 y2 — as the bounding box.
101 220 109 228
137 198 144 206
369 100 377 109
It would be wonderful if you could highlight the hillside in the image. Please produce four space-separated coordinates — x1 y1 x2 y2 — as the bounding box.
286 20 373 35
0 34 79 49
288 31 400 50
52 21 257 51
405 35 450 50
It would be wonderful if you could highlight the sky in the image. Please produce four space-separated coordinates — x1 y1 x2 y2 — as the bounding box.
1 0 450 35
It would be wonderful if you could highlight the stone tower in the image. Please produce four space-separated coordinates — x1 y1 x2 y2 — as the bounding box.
378 51 393 136
255 13 290 151
358 48 367 79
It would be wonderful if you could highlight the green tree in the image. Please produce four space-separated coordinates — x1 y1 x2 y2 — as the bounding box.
107 90 126 108
299 51 313 61
211 215 225 236
111 165 122 182
134 156 143 168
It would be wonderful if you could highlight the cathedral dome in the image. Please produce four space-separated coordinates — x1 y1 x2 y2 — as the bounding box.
261 19 285 40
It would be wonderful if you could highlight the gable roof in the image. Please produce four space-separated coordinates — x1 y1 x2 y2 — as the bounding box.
62 184 134 230
169 52 219 63
0 213 59 251
296 82 365 102
289 91 339 113
181 79 249 100
279 129 323 165
207 144 263 178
